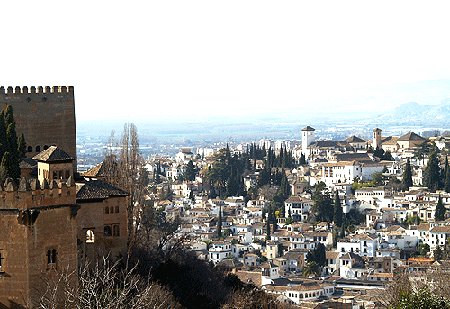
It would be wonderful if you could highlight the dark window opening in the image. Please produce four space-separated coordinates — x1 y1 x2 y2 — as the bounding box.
44 145 49 150
47 249 57 265
104 225 112 236
0 252 4 272
36 145 41 152
27 146 33 153
115 206 119 213
113 224 120 237
105 206 109 214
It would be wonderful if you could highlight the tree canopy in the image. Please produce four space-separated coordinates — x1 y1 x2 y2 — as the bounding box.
0 105 24 182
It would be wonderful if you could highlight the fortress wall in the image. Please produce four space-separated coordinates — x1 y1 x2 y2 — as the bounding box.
0 86 76 167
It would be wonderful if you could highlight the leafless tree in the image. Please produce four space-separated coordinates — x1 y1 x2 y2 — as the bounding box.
222 288 295 309
376 268 450 308
102 124 148 254
38 258 181 309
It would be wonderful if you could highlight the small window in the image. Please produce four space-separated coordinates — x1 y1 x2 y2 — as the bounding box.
104 225 112 236
47 249 57 265
110 206 114 214
86 230 95 243
43 145 49 150
27 146 33 153
0 251 4 273
36 145 41 152
113 224 120 237
115 206 119 213
105 206 109 214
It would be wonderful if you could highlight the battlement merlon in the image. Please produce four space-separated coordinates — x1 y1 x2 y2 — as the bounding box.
0 86 74 95
0 177 76 210
0 86 73 95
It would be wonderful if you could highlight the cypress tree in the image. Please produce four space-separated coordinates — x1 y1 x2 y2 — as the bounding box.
1 152 11 179
3 105 14 127
299 153 306 165
333 191 343 228
444 157 450 193
424 147 440 192
279 146 284 168
402 158 413 191
435 195 446 222
0 111 5 160
17 133 26 158
0 105 22 181
279 171 290 199
217 205 222 238
185 159 196 181
266 206 272 240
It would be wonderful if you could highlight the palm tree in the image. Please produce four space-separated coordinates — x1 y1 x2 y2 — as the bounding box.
303 261 320 278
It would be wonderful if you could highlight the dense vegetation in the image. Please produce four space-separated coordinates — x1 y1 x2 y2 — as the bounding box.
0 105 25 183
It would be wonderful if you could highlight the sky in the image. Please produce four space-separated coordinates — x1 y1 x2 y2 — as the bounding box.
1 1 450 122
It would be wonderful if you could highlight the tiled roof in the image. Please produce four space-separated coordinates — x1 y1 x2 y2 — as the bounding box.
32 146 74 162
285 196 311 203
398 131 426 142
83 162 105 177
346 135 366 143
430 226 450 233
326 251 339 259
76 179 128 201
302 126 315 131
381 136 399 145
19 158 37 169
336 153 371 162
310 140 350 148
417 223 431 231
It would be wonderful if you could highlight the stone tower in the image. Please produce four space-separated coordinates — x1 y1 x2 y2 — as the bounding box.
0 86 76 168
0 177 78 307
373 128 382 149
301 126 315 156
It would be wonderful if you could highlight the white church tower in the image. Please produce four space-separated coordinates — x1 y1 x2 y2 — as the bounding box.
373 128 382 149
301 126 315 156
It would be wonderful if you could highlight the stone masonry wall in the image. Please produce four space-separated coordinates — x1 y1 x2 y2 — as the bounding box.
0 86 76 166
0 180 78 308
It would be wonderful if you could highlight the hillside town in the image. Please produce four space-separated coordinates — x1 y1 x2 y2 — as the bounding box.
1 86 450 308
108 125 450 308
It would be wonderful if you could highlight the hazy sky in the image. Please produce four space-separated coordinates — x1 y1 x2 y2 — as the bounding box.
1 1 450 121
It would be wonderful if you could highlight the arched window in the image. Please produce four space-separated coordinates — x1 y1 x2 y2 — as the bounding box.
27 146 33 153
36 145 41 152
104 225 112 236
113 224 120 237
47 249 57 264
86 230 95 243
110 206 114 214
44 145 49 150
105 206 109 214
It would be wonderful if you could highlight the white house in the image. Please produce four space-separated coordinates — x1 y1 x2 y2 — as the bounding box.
284 196 312 222
339 252 366 279
209 241 232 265
337 234 378 257
175 148 195 163
265 283 335 305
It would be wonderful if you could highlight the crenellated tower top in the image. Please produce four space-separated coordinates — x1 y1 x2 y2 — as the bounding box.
0 177 76 211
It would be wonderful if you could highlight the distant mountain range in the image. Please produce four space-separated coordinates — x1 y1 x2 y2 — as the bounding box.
374 100 450 126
